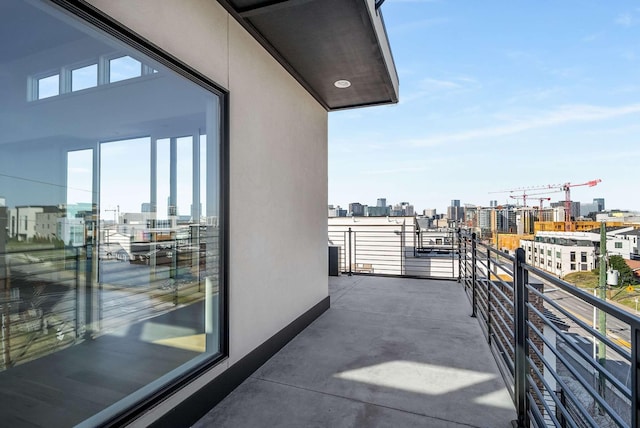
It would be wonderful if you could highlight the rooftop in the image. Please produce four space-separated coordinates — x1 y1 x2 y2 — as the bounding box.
194 275 515 427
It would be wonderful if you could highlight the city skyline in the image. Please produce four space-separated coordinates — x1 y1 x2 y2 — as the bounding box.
328 195 613 217
328 1 640 214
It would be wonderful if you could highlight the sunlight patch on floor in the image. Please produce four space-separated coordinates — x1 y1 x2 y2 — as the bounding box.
335 360 496 395
472 389 515 409
153 334 205 352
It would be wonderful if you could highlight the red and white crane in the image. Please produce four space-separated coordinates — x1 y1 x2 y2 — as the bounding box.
558 179 601 230
490 179 602 230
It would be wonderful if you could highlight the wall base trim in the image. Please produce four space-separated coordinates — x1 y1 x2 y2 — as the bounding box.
149 295 330 428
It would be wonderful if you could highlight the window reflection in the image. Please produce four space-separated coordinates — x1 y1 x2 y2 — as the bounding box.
71 64 98 92
109 55 142 83
37 74 59 99
0 1 222 426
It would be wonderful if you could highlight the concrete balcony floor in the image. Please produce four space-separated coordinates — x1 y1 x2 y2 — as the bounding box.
194 275 516 427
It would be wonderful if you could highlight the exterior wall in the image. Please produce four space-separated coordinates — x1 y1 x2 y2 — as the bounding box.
521 239 596 278
35 211 63 240
87 0 328 412
8 206 43 240
608 237 633 259
226 16 328 361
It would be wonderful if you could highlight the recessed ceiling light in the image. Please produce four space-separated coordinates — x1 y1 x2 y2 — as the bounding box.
334 79 351 89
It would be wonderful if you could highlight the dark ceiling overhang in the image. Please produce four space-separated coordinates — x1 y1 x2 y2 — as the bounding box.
216 0 399 111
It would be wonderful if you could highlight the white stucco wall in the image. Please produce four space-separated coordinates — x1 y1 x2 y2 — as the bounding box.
86 0 328 410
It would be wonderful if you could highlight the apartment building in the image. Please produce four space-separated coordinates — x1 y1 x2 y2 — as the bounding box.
521 227 638 277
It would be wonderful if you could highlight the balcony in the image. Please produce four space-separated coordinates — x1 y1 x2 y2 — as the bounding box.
195 227 640 428
2 226 639 427
194 274 516 427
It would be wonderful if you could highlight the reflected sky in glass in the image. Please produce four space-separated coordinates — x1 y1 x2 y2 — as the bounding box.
38 74 59 99
109 56 142 83
100 137 150 217
72 64 97 91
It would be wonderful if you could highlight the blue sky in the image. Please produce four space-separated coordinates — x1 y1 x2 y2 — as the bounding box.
328 0 640 214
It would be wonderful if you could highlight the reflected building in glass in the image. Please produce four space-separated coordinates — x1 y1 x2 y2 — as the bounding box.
0 0 397 426
0 1 223 426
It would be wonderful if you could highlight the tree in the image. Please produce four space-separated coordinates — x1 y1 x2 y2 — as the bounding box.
608 255 637 286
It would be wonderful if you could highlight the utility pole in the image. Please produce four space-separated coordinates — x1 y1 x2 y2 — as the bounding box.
596 222 607 407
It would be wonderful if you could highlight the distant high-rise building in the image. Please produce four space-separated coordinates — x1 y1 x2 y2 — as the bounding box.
403 203 415 216
390 202 414 217
141 202 152 212
579 198 605 218
551 201 580 221
367 205 390 216
478 208 492 235
423 208 437 218
593 198 605 212
328 205 348 217
489 200 498 208
496 206 517 233
349 202 365 216
376 198 386 207
447 200 464 224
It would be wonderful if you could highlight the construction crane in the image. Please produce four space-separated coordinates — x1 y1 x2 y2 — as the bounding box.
559 179 601 230
507 190 561 207
536 197 551 221
490 179 602 230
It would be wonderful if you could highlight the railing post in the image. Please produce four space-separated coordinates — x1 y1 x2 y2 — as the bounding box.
471 232 477 318
556 388 567 428
348 227 353 276
513 248 530 428
457 228 462 283
632 325 639 428
486 247 492 345
75 248 80 339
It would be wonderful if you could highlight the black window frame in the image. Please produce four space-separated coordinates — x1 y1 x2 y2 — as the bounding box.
46 0 230 426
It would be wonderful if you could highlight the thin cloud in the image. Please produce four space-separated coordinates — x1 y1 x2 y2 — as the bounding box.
616 13 634 27
506 87 564 104
420 78 462 90
389 17 449 33
407 103 640 147
400 75 478 104
582 31 604 42
363 166 428 175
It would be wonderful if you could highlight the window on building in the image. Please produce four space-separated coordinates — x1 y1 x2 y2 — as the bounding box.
547 249 551 256
571 263 576 271
581 252 587 262
109 55 142 82
581 263 588 271
37 73 60 99
71 63 98 91
556 251 561 258
556 262 561 269
0 1 225 426
570 251 576 262
615 242 623 249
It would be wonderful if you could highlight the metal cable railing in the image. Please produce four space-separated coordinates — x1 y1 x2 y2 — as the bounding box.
328 225 458 279
0 243 211 370
459 230 639 428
